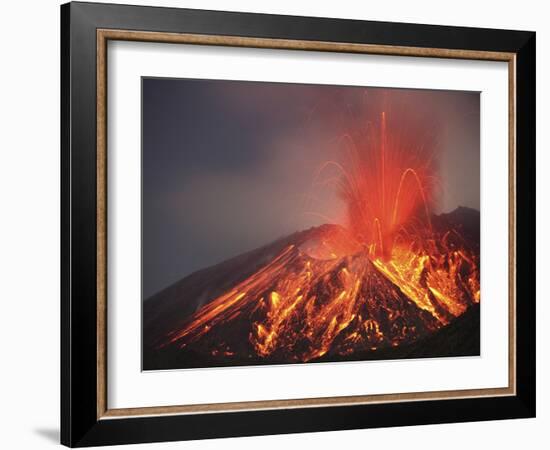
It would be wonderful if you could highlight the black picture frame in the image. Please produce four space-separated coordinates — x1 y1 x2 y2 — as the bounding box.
61 2 536 447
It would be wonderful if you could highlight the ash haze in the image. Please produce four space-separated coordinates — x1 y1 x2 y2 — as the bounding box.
143 78 480 299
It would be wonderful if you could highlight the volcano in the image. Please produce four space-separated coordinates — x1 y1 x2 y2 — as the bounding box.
143 207 480 370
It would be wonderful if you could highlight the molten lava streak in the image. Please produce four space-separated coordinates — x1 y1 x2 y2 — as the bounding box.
157 106 480 363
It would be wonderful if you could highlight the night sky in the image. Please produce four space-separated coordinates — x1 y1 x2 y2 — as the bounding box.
143 78 480 299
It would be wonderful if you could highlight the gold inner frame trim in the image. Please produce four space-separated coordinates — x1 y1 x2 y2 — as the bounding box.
96 28 517 420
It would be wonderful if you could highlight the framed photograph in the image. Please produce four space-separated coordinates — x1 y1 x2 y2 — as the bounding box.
61 2 536 447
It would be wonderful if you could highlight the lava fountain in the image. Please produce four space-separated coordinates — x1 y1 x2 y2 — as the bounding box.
315 99 439 260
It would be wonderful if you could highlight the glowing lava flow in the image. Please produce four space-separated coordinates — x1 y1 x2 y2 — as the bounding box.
159 241 443 362
372 237 480 326
157 226 479 362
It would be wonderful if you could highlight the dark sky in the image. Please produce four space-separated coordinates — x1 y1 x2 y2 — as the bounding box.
143 78 480 298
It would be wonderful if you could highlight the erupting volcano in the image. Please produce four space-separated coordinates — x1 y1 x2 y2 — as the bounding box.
143 87 480 370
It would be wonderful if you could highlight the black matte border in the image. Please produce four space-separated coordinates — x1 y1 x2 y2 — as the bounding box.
61 2 536 447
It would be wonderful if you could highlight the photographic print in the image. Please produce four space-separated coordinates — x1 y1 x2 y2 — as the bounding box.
142 78 480 371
